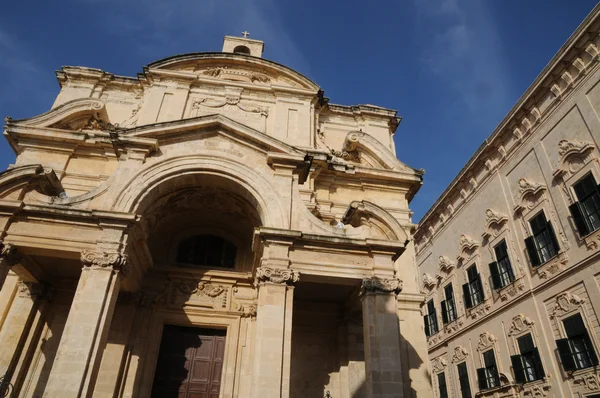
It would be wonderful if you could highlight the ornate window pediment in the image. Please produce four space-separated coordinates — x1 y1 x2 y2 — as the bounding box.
477 331 498 352
552 139 595 180
513 178 547 215
422 273 437 291
457 235 480 262
508 314 535 336
482 209 509 240
549 291 586 319
452 346 469 363
431 356 448 373
437 256 456 280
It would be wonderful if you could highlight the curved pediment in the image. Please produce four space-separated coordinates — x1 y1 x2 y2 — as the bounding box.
6 99 112 131
342 200 408 243
145 53 320 92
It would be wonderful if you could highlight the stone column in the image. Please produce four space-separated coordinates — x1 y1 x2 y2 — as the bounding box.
44 250 125 398
251 266 298 398
0 281 45 395
0 243 20 292
361 276 404 398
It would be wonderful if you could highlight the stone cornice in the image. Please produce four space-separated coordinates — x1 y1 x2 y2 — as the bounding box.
415 6 600 252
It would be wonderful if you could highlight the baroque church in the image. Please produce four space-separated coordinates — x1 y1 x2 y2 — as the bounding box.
0 34 430 397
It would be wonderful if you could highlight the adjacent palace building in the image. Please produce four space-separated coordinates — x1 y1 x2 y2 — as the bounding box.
0 34 431 397
414 4 600 398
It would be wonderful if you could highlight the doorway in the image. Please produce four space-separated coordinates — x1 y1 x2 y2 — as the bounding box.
151 325 226 398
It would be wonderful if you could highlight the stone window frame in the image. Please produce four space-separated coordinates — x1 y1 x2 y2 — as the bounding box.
461 254 492 321
484 225 526 303
441 277 464 334
513 181 569 280
557 151 600 251
476 332 504 389
140 310 243 398
431 354 450 398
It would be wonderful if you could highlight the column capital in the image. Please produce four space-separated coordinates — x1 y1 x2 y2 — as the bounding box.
0 242 21 267
255 266 299 286
361 276 402 296
17 281 48 299
81 250 128 273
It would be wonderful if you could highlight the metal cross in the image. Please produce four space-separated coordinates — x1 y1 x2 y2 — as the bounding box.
242 31 250 38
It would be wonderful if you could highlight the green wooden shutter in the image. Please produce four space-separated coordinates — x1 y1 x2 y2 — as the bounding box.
546 221 560 254
569 201 591 236
476 273 485 301
424 315 430 337
462 283 472 309
556 338 576 371
489 261 502 290
510 355 526 383
476 368 488 390
441 300 449 324
583 332 599 366
532 348 545 379
525 236 541 267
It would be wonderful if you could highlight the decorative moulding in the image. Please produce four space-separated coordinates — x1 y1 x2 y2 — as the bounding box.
482 209 509 240
457 235 480 262
438 255 456 279
573 373 600 391
422 273 437 291
499 277 526 302
477 331 497 352
508 314 535 336
550 291 586 319
552 139 595 179
452 346 469 363
514 178 547 215
431 356 447 373
523 381 552 397
537 251 569 280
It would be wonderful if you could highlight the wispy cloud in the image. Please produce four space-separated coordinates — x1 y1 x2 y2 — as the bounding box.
415 0 514 124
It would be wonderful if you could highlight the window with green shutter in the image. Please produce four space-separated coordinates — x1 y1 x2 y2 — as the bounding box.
424 299 438 337
570 173 600 237
490 240 515 290
463 265 484 309
477 349 500 391
511 334 544 383
556 313 599 371
525 212 559 266
441 283 457 324
438 372 448 398
457 362 472 398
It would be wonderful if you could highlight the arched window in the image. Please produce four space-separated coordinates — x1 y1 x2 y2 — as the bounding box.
233 45 251 55
176 235 237 268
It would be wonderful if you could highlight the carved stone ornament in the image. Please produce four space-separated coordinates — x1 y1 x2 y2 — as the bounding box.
431 356 447 373
574 373 600 391
549 291 586 319
499 279 525 302
444 318 464 334
470 300 492 320
238 304 257 318
452 346 469 363
81 116 117 131
255 266 299 286
508 314 535 336
80 250 127 271
0 242 21 267
17 281 46 299
457 235 479 262
523 382 551 397
422 273 437 291
361 276 403 296
438 256 456 276
192 93 269 117
514 178 547 214
200 66 272 84
477 331 498 352
482 209 509 240
553 139 595 179
173 281 227 309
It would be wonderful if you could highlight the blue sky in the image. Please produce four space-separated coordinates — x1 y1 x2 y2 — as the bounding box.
0 0 597 221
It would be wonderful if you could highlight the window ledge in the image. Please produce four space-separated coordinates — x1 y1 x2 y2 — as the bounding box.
475 381 518 397
533 250 568 280
497 276 526 302
581 227 600 251
468 298 492 320
443 315 464 334
518 377 552 396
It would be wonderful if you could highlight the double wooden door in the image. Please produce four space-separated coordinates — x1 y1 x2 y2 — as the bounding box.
151 325 226 398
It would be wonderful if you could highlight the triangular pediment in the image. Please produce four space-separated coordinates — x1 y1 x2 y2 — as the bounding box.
121 113 306 157
145 53 319 92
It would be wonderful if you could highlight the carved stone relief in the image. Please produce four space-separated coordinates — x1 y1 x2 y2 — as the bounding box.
508 314 535 336
549 291 586 319
437 256 456 280
422 273 437 292
477 331 497 352
470 300 492 320
255 266 299 286
457 235 480 262
172 281 228 309
552 139 595 183
17 281 46 299
513 178 547 215
523 382 551 397
574 373 600 391
452 346 469 363
81 250 128 273
499 278 526 302
482 209 509 240
431 356 447 373
361 276 402 295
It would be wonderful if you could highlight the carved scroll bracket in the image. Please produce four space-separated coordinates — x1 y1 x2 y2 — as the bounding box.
81 250 128 274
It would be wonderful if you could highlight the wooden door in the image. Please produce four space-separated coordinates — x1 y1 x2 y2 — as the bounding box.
151 325 226 398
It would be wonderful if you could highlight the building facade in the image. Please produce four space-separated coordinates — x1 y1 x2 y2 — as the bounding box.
414 5 600 398
0 35 431 397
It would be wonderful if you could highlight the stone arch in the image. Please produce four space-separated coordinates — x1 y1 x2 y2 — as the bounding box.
112 155 287 229
342 200 408 242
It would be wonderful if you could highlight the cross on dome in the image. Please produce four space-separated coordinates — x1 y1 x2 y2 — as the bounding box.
242 31 250 38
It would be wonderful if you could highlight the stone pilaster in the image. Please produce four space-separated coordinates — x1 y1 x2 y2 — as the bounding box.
44 250 125 398
251 266 298 398
0 281 45 395
361 276 404 398
0 243 20 292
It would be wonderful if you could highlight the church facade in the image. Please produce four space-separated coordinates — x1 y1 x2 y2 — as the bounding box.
414 5 600 398
0 35 431 397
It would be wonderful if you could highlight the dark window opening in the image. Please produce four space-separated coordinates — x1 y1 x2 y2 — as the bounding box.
570 173 600 237
511 333 545 383
438 372 448 398
525 212 559 267
424 299 438 337
490 240 515 290
458 362 472 398
462 265 484 309
556 313 599 371
233 45 251 55
176 235 237 268
441 283 457 324
477 349 500 391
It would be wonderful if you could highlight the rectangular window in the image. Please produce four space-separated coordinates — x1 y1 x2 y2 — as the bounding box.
511 333 545 383
489 240 515 290
457 362 472 398
441 284 457 324
462 265 484 309
570 173 600 237
525 212 559 267
424 299 439 337
477 350 499 391
438 372 448 398
556 313 599 371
